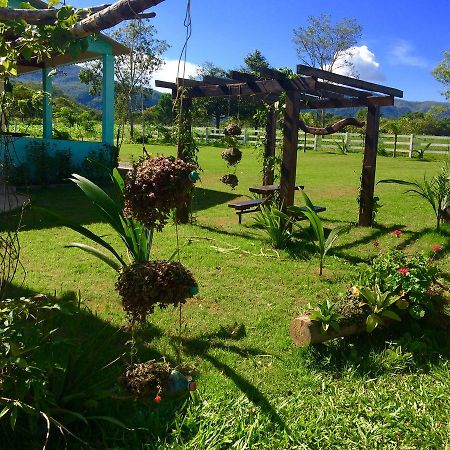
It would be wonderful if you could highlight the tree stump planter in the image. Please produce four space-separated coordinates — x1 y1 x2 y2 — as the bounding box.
290 315 368 346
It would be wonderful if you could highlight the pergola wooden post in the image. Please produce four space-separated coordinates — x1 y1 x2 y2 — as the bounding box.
263 104 277 185
280 90 300 209
358 105 380 226
156 66 402 227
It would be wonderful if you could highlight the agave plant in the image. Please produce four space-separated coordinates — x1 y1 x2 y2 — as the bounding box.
358 285 401 333
378 163 449 231
35 168 152 271
289 191 350 275
253 203 292 249
310 299 343 333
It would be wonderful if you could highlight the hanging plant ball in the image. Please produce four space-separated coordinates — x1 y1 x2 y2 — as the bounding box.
123 156 197 230
119 360 171 399
221 147 242 166
220 173 239 189
116 260 198 323
119 361 197 400
224 123 242 137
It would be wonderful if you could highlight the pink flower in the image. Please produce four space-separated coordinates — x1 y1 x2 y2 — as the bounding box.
432 244 443 252
397 267 410 276
392 229 403 237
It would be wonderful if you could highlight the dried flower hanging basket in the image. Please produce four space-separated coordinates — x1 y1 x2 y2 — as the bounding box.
221 147 242 166
116 260 198 323
120 360 172 399
224 122 241 137
220 173 239 189
123 156 197 230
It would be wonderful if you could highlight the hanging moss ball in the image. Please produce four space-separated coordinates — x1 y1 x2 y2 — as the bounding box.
224 123 242 136
119 361 171 398
116 260 198 323
220 173 239 189
221 147 242 166
123 156 197 231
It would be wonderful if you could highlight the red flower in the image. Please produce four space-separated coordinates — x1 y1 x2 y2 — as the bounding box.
432 244 443 252
154 394 162 404
397 267 410 276
425 288 435 297
392 229 403 237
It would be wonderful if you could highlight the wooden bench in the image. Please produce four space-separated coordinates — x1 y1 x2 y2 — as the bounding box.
228 198 268 224
289 205 327 220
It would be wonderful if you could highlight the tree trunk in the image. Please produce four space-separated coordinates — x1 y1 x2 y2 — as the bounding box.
214 115 220 129
290 315 367 347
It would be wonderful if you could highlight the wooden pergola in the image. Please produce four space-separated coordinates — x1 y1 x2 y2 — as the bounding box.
156 65 403 227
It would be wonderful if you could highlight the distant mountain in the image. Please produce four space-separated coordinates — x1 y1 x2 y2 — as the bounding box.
18 66 449 119
18 64 161 110
328 99 450 119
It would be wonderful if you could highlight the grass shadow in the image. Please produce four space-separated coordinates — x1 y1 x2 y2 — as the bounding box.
192 186 240 213
173 331 289 433
0 185 106 232
301 319 450 379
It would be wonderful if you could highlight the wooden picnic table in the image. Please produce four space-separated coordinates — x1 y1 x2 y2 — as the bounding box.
249 184 304 195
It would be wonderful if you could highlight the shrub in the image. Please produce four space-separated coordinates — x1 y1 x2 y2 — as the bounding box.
360 249 438 319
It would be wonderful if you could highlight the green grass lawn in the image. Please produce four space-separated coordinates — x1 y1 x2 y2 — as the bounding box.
3 144 450 448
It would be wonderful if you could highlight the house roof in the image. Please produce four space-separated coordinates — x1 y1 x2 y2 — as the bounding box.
16 0 130 74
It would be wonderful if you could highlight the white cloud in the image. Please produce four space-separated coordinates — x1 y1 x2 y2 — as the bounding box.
389 40 427 68
151 59 201 91
333 45 385 82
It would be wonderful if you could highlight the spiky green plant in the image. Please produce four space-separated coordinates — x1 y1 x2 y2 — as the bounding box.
378 163 450 231
35 168 153 271
253 203 292 249
289 191 350 275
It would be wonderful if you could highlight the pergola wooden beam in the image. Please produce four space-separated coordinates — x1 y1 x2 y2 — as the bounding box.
300 95 394 110
297 64 403 98
314 80 374 98
202 75 236 85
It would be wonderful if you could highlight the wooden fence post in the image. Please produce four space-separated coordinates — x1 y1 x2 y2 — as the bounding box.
205 127 209 143
313 134 318 151
409 134 414 158
243 128 248 144
358 105 380 227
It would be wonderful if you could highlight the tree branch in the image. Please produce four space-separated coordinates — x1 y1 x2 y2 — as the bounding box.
0 0 163 36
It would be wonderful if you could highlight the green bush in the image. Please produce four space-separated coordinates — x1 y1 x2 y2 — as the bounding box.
360 249 438 319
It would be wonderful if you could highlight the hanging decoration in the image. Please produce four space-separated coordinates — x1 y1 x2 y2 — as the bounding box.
116 260 198 323
120 360 196 402
123 155 197 231
221 147 242 166
220 87 243 189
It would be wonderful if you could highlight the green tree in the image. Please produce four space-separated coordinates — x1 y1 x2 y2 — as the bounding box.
153 93 174 125
242 49 270 76
79 20 168 142
432 51 450 99
293 14 363 75
195 62 230 128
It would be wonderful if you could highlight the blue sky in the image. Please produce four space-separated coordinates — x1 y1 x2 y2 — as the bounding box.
73 0 450 101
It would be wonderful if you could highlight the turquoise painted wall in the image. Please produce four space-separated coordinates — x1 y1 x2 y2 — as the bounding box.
1 137 117 183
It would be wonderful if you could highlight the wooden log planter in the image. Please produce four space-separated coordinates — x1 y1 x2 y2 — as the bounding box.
290 315 368 347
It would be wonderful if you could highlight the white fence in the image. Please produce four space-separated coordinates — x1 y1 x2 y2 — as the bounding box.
189 127 450 158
